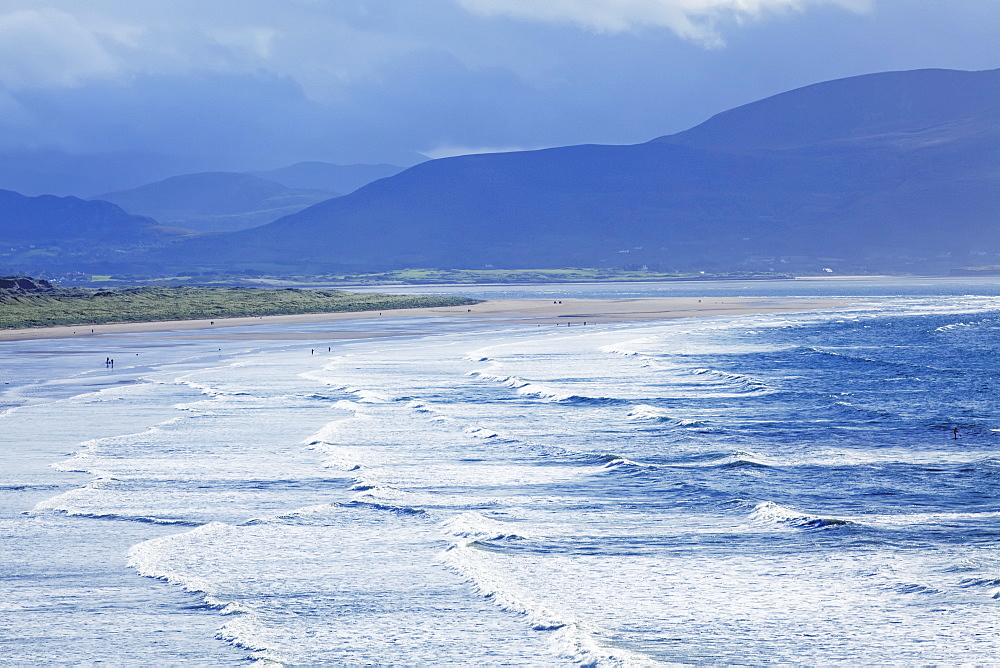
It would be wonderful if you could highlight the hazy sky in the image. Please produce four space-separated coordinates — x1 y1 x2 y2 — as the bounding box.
0 0 996 174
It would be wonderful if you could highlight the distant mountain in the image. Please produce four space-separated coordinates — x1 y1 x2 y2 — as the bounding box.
0 150 199 197
0 189 178 272
97 172 338 233
658 68 999 151
248 162 405 195
134 68 1000 275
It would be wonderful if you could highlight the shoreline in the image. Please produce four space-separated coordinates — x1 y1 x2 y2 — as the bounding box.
0 297 849 343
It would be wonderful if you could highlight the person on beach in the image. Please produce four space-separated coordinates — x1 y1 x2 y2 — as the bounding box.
953 427 960 439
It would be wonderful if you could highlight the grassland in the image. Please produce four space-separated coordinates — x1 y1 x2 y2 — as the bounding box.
0 285 477 330
269 267 793 285
100 267 790 288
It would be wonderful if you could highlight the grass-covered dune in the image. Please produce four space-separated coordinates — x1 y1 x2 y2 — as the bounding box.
0 278 477 329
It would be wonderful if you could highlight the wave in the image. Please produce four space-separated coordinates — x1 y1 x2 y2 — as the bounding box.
689 367 768 394
469 369 624 405
749 501 851 530
128 521 234 602
173 373 253 400
626 404 707 427
441 511 528 543
590 453 654 474
31 505 201 526
50 421 178 472
346 499 426 515
893 583 941 595
957 577 1000 599
349 481 427 515
715 451 772 469
439 525 654 666
345 387 394 404
127 521 275 664
241 503 341 526
467 353 634 405
934 317 991 333
0 483 62 491
599 335 658 357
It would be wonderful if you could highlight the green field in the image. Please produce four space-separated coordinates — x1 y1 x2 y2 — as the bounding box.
284 268 757 285
0 285 477 330
144 267 790 287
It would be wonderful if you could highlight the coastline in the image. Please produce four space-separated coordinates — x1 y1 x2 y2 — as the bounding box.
0 296 849 342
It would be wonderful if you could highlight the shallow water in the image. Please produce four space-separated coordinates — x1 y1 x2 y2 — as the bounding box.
2 280 999 664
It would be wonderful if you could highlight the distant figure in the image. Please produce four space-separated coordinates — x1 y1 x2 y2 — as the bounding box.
210 321 214 325
953 427 960 439
105 357 110 366
328 347 331 352
311 349 314 355
110 359 113 366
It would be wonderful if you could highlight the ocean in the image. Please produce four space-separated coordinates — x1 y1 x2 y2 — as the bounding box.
2 278 999 665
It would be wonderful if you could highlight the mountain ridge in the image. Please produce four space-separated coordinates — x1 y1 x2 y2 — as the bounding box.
147 67 999 275
0 189 181 272
96 171 337 233
13 67 1000 276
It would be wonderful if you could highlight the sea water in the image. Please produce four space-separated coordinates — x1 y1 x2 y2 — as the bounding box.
2 279 1000 665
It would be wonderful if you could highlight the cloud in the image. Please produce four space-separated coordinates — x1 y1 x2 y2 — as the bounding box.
454 0 870 46
0 8 124 88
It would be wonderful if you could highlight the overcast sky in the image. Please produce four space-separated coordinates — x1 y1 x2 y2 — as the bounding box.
0 0 996 177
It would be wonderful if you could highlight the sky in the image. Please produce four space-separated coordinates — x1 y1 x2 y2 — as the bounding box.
0 0 996 193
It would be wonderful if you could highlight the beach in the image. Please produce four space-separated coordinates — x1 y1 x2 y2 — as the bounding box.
3 282 1000 664
0 296 846 341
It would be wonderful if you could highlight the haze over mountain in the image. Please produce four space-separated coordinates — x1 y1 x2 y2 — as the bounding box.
93 163 407 234
0 150 197 199
147 68 1000 275
96 172 337 234
248 163 406 196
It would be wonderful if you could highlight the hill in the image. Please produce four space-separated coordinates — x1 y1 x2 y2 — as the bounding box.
132 68 1000 274
248 162 405 195
96 172 337 233
0 190 179 272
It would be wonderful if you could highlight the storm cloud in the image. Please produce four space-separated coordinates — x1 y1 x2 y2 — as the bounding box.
454 0 871 46
0 0 994 194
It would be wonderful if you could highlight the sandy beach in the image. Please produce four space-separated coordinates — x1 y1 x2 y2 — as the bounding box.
0 296 848 342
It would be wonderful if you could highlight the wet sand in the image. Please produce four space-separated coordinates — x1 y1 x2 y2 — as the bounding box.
0 297 848 343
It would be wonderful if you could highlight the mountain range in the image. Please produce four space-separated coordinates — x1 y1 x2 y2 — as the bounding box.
0 189 176 271
146 67 1000 275
96 172 336 233
2 68 997 276
95 162 405 233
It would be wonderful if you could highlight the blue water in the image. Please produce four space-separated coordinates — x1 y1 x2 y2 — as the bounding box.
2 279 1000 664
